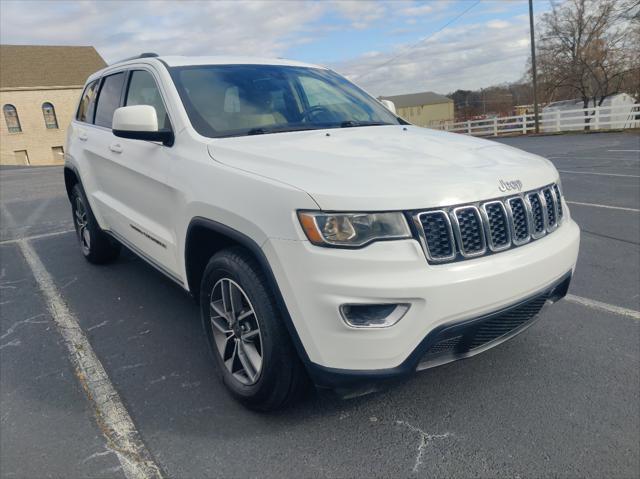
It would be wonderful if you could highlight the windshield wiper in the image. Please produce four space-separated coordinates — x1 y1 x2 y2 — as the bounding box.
245 125 319 136
233 123 384 138
340 121 389 128
247 127 268 135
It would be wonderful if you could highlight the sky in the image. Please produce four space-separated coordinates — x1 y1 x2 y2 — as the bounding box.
0 0 553 96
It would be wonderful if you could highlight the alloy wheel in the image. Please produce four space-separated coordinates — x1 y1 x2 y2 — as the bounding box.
74 196 91 255
209 278 263 385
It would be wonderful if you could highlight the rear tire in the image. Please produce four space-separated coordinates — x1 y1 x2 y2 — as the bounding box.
70 184 120 264
200 246 308 411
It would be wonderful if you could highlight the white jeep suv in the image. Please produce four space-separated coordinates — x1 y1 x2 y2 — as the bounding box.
65 53 580 410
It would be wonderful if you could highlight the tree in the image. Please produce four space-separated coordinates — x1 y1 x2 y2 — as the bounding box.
534 0 639 126
448 83 534 120
448 90 480 119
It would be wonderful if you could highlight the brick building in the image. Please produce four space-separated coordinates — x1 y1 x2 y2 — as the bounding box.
379 91 454 128
0 45 106 165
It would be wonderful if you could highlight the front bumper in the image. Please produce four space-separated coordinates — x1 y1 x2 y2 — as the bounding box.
310 272 571 388
263 218 580 385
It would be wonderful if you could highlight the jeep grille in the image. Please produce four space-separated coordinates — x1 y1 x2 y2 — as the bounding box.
414 183 564 264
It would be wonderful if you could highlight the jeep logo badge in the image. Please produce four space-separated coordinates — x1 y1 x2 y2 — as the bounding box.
498 179 523 192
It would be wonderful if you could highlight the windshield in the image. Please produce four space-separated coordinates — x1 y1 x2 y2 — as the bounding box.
170 64 401 138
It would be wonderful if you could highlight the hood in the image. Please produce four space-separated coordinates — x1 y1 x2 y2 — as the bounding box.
207 125 558 211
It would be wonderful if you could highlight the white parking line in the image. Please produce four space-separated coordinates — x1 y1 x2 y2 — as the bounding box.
0 229 74 245
559 170 640 178
566 201 640 213
17 238 164 479
607 150 640 152
566 294 640 320
24 197 53 225
549 156 639 160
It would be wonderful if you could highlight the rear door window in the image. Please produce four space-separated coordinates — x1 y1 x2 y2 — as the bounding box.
76 80 99 123
94 72 126 128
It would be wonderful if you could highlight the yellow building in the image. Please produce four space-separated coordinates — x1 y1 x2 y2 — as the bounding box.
514 104 534 116
1 45 106 165
379 91 454 128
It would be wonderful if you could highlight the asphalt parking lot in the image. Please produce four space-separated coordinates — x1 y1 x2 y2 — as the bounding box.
1 131 638 479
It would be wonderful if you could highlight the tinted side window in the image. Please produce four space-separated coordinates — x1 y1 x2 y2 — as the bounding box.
77 80 99 123
125 70 169 129
94 73 125 128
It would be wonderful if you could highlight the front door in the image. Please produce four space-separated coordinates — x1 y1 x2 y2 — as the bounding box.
88 68 179 277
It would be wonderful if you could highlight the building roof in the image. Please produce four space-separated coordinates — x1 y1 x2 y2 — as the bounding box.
379 91 452 108
0 45 106 89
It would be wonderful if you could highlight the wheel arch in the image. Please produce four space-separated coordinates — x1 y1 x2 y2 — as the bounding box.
184 217 312 365
64 165 80 202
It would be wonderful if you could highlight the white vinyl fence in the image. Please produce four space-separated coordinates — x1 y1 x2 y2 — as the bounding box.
434 104 640 137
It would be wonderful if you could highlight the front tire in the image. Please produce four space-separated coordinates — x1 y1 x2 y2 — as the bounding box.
70 184 120 264
200 247 308 411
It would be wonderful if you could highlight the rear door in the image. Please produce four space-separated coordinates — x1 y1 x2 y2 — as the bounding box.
85 68 179 277
67 78 105 223
83 71 127 231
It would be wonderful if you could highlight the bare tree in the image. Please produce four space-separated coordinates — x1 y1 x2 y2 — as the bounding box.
534 0 639 126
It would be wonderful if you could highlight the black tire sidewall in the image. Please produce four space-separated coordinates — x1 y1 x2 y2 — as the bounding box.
70 184 120 263
199 249 296 407
71 184 94 259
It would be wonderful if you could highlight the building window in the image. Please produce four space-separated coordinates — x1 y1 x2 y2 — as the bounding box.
14 150 29 165
51 146 64 163
3 104 22 133
42 102 59 129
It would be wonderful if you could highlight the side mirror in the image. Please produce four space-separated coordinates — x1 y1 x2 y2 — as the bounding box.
112 105 174 146
380 99 396 114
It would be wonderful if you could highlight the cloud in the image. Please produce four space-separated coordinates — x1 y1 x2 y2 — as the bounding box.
1 0 538 96
487 19 511 29
0 0 326 62
330 0 387 30
333 20 533 96
399 4 434 17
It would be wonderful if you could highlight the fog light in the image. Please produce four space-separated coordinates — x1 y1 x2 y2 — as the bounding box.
340 303 410 328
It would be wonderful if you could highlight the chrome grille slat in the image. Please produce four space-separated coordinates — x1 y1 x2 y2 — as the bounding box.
553 184 564 220
452 206 486 257
416 211 456 262
507 197 530 245
414 183 563 264
482 201 511 251
543 186 558 231
527 192 546 238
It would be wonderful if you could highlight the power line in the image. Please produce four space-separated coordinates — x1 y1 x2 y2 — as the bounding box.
354 0 482 81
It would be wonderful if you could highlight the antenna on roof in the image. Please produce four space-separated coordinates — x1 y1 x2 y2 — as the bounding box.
111 52 159 65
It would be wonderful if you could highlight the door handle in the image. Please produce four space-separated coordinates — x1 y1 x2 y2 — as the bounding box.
78 131 88 141
109 143 123 154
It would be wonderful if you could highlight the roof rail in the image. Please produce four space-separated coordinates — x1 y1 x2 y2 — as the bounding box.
110 52 159 65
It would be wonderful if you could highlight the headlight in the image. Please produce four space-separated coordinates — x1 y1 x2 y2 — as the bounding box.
297 211 412 247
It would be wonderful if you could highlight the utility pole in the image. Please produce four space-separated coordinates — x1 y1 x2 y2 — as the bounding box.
529 0 540 133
